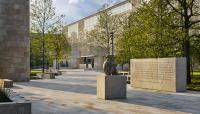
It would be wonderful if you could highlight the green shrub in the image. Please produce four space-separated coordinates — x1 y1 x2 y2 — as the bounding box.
30 69 46 76
0 87 12 102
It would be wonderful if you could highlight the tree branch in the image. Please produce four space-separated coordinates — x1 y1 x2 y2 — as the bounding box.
165 0 184 16
190 20 200 26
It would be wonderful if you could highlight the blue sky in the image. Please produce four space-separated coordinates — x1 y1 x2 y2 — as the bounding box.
53 0 125 25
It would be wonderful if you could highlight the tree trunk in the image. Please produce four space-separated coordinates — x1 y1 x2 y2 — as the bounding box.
56 56 58 70
58 62 60 70
184 40 191 84
42 33 45 73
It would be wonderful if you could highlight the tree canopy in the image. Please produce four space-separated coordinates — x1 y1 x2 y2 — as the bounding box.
116 0 184 64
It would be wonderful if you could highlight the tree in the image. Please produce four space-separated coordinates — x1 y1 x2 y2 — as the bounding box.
30 32 43 69
46 26 71 70
116 0 184 66
87 4 126 56
165 0 200 84
31 0 64 72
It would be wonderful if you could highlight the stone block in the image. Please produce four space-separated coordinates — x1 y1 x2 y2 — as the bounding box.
97 75 127 100
130 57 186 92
0 79 13 88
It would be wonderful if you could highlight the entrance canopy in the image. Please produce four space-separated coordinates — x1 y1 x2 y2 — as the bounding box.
81 55 96 58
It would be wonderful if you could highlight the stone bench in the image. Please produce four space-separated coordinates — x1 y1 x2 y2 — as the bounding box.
57 71 62 75
36 73 56 79
118 72 130 84
0 79 13 88
47 69 62 76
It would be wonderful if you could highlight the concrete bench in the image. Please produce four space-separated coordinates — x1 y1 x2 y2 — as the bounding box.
117 73 131 84
0 79 13 88
118 72 129 75
37 73 56 79
47 69 62 76
44 72 56 79
126 75 131 84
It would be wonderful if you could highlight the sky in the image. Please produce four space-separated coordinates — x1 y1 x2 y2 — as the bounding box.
52 0 125 25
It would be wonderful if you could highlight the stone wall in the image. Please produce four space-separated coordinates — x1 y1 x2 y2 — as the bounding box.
130 58 186 92
0 0 30 82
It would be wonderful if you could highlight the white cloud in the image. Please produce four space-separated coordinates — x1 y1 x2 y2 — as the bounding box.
68 0 84 4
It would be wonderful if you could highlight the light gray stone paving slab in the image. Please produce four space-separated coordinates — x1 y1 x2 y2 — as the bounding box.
13 70 200 114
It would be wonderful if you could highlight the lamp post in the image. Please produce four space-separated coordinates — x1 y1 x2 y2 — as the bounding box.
103 32 118 75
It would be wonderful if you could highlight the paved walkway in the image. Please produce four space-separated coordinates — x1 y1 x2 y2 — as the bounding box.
14 70 200 114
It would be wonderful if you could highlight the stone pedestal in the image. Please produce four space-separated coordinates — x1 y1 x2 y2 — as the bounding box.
0 79 13 88
97 75 127 100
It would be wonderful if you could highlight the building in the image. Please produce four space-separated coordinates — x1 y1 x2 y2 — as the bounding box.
64 0 141 70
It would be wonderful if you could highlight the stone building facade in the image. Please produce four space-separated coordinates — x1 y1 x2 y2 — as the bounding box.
0 0 30 81
64 0 141 70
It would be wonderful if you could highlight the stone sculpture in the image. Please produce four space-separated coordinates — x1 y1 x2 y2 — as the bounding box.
103 55 118 75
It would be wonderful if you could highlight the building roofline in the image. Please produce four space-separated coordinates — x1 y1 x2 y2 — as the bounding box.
66 0 130 27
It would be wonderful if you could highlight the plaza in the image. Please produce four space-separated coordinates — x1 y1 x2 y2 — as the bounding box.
14 70 200 114
0 0 200 114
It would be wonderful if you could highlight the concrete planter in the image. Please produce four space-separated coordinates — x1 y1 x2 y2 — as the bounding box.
97 75 127 100
0 93 31 114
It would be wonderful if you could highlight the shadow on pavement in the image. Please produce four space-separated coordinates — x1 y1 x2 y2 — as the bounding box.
17 81 96 95
115 89 200 114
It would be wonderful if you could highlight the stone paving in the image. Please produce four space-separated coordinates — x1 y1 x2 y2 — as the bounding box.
14 70 200 114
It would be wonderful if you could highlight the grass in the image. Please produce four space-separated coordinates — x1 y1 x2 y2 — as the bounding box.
192 71 200 76
30 69 45 76
187 71 200 91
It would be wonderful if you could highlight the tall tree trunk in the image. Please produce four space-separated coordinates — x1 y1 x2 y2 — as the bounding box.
56 54 58 70
42 32 45 73
42 0 46 73
184 40 191 84
183 0 191 84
